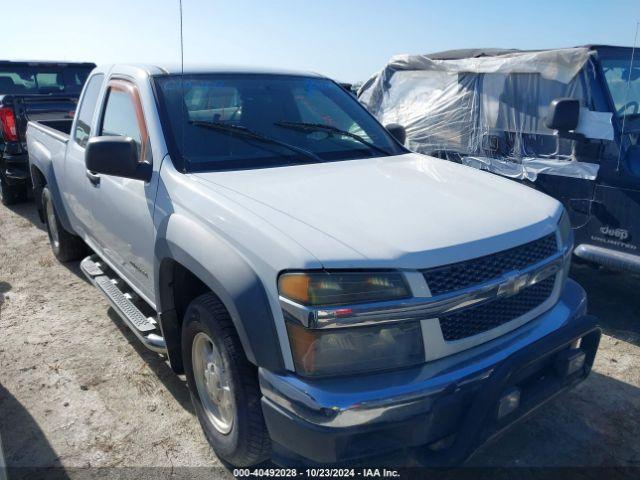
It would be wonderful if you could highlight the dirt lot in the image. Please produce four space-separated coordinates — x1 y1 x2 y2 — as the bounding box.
1 200 639 477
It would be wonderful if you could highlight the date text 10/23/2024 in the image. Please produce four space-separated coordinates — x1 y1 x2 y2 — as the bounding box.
233 468 401 478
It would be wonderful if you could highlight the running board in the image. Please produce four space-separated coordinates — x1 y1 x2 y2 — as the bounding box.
574 244 640 273
80 255 166 353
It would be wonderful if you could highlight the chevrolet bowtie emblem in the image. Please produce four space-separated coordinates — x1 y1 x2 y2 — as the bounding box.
497 271 531 298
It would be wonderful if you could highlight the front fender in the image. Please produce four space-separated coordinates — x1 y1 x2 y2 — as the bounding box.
154 214 285 372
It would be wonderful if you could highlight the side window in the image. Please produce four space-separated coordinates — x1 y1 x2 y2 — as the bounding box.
100 83 148 160
101 90 142 144
74 74 104 147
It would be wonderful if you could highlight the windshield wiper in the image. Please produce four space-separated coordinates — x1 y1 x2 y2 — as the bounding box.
274 121 391 156
190 121 323 163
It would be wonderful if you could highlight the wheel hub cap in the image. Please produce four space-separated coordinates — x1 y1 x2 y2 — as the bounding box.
192 332 234 434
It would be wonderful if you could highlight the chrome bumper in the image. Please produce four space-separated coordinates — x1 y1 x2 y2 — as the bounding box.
261 278 588 430
260 279 599 465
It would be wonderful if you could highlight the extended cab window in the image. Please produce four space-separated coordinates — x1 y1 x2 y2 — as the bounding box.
73 74 104 148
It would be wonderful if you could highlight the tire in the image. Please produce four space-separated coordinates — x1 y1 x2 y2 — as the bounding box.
182 292 271 467
0 177 28 206
42 186 87 262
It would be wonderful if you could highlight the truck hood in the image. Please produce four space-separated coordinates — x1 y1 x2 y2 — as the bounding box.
192 153 562 269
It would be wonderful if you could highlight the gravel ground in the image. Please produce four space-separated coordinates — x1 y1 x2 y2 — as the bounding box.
1 200 639 478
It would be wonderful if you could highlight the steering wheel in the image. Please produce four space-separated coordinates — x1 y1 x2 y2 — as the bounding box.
618 100 639 116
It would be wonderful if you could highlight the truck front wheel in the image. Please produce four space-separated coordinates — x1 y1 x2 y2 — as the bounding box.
182 292 271 467
42 186 86 262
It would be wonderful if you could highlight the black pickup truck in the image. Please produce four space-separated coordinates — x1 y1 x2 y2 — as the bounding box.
0 60 95 205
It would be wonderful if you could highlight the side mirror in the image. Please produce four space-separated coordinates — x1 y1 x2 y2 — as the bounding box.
545 98 581 134
385 123 406 145
85 136 151 181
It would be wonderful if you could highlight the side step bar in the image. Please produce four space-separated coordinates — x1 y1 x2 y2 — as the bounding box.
80 255 167 353
574 243 640 274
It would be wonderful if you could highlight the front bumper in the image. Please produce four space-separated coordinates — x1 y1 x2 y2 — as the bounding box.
259 279 600 466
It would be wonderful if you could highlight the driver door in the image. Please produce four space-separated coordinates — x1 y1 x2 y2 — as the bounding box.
85 78 159 303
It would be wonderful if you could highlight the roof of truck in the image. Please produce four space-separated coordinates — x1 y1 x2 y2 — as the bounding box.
425 45 633 60
114 63 324 78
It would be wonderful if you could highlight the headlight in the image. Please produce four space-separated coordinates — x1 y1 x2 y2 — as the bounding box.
279 271 422 377
558 208 573 251
286 320 424 377
278 271 410 307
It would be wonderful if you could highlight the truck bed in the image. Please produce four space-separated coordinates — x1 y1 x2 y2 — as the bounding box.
32 118 73 136
26 120 71 196
1 94 77 143
27 119 72 141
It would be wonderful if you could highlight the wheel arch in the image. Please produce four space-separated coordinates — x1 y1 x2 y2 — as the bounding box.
29 164 47 222
154 217 285 374
29 161 75 233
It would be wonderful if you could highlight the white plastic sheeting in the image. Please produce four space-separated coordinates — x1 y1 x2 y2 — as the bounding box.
576 108 614 140
460 156 600 182
359 48 604 181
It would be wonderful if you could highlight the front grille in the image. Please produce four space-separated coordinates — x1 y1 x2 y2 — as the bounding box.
422 233 559 342
422 233 558 296
439 276 556 341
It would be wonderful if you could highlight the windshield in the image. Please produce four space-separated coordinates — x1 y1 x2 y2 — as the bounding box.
155 74 405 171
602 57 640 117
0 66 93 95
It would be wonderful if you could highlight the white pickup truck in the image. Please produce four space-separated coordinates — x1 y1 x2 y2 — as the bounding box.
26 64 600 467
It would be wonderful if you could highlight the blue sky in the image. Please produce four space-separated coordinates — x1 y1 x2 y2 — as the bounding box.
5 0 639 82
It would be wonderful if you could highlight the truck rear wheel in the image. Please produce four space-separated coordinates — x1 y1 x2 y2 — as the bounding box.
42 186 87 262
0 177 28 206
182 293 271 467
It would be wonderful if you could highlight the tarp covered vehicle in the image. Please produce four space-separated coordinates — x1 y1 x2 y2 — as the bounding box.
359 46 640 273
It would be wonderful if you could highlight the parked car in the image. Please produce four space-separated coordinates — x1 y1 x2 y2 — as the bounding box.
360 45 640 273
0 60 95 205
27 64 600 467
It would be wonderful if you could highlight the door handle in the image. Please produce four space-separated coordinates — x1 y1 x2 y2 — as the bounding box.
86 170 101 186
